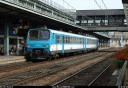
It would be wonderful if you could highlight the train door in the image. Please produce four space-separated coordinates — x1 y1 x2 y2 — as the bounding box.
56 35 58 52
62 36 64 53
83 38 86 51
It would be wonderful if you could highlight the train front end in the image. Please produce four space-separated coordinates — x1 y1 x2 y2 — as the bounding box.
25 28 51 61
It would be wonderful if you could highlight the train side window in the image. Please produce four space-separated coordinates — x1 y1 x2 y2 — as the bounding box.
66 37 68 44
87 39 88 44
77 38 78 44
69 37 72 43
78 38 79 44
68 37 70 43
59 36 60 44
75 38 76 43
76 38 78 44
71 37 72 44
64 36 66 44
72 37 73 43
59 36 62 44
74 38 75 43
79 38 80 44
74 38 76 43
66 37 67 44
72 38 73 43
76 38 77 44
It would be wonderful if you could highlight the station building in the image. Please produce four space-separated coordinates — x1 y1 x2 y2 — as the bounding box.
76 9 128 47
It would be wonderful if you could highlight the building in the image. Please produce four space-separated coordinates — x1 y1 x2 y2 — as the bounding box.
76 9 128 47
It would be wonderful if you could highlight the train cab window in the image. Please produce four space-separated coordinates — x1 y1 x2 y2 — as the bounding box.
29 30 38 40
29 30 50 40
39 30 50 40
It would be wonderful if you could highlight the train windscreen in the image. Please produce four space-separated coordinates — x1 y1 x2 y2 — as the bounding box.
29 30 50 40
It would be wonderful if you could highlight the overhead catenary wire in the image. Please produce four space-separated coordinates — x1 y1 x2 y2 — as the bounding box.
62 0 94 20
101 0 123 47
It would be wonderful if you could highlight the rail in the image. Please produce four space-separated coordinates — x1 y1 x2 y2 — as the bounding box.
52 54 114 86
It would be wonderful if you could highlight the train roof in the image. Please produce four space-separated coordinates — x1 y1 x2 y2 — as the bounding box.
29 28 98 40
49 29 98 40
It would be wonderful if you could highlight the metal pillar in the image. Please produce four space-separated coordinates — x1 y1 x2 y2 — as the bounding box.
99 40 102 47
16 37 20 55
120 32 123 47
121 36 123 47
4 18 9 56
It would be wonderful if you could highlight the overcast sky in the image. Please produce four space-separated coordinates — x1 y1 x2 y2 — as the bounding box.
52 0 123 10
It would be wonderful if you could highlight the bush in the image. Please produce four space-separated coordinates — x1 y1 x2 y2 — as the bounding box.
114 46 128 60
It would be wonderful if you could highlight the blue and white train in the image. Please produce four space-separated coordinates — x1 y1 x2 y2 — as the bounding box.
25 28 99 61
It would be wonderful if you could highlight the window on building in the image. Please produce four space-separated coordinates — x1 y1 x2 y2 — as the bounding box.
75 20 80 24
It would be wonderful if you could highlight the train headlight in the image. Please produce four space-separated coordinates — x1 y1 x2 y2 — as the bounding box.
28 45 33 48
45 45 48 48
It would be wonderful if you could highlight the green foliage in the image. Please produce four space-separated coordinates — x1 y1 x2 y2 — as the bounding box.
114 59 124 69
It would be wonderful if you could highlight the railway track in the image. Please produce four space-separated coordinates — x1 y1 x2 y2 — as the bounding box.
51 55 115 86
0 51 103 72
21 53 114 86
0 52 111 86
0 48 115 73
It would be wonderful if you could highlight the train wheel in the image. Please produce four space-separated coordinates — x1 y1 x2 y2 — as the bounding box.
47 56 52 60
52 54 59 60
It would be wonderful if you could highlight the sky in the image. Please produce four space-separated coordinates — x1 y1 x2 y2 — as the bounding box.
52 0 123 10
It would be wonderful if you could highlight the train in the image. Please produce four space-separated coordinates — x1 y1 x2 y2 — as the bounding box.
24 28 99 61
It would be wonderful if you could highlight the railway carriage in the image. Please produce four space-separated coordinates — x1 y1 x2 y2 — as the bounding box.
25 28 98 61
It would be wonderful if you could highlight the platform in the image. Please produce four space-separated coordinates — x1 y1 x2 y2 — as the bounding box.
0 56 25 65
